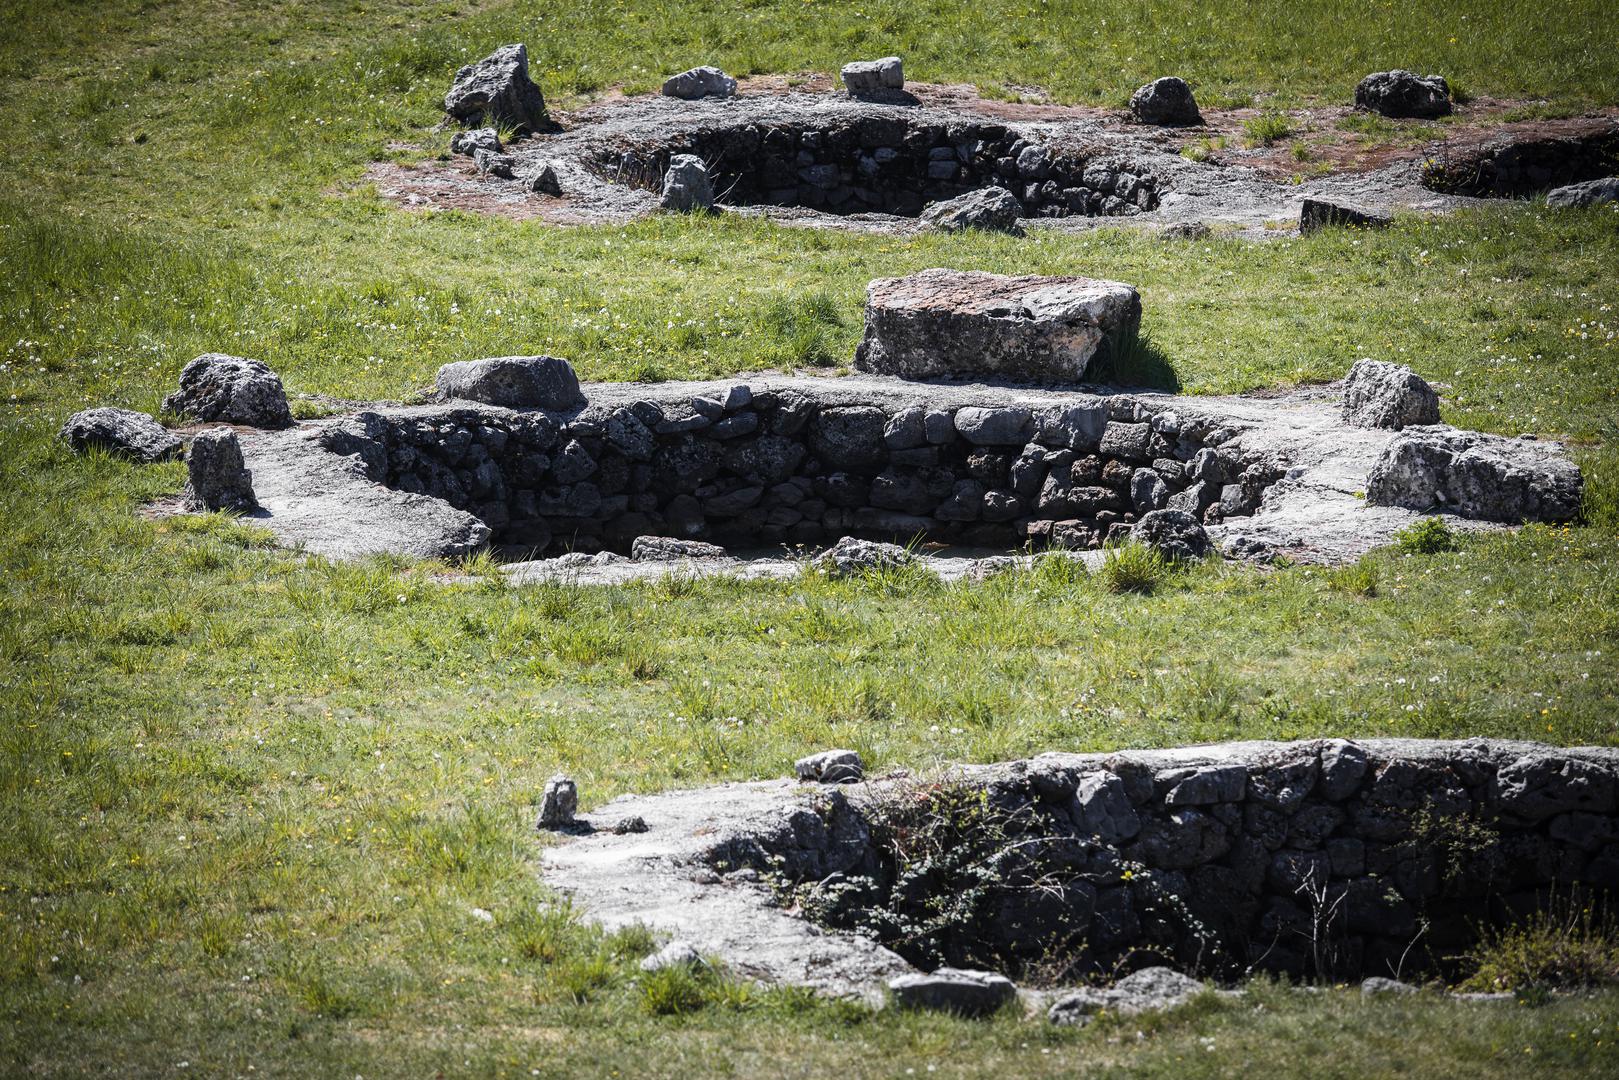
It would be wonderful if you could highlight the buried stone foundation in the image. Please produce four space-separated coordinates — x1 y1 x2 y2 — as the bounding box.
676 740 1619 985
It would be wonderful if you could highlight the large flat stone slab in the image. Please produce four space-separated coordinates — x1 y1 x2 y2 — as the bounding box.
853 269 1141 383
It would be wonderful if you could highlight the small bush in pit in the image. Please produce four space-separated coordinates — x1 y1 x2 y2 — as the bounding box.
1459 899 1619 994
1243 111 1294 146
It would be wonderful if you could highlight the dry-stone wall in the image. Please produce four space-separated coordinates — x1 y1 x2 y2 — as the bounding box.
318 386 1280 554
589 111 1159 218
700 740 1619 982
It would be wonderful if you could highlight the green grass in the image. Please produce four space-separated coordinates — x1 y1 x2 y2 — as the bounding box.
3 0 1619 1075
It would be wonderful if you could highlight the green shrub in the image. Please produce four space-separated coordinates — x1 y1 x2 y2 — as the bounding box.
1394 517 1457 555
1459 901 1619 994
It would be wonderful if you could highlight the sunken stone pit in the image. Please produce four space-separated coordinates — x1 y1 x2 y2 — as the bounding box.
543 739 1619 1000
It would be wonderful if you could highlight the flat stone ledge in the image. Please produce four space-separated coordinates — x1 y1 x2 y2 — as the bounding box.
854 269 1141 383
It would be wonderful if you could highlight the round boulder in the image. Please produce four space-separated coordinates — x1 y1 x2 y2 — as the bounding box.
1130 509 1214 561
163 353 293 429
59 407 182 463
1354 70 1450 118
1129 77 1202 126
918 186 1025 234
435 356 585 410
661 66 737 100
1341 358 1440 430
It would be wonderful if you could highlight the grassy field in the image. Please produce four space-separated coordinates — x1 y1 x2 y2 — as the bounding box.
3 0 1619 1076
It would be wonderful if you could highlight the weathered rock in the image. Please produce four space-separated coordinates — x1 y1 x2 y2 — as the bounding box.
841 56 903 94
660 153 715 213
1546 176 1619 209
435 356 585 409
640 940 705 972
1496 753 1617 823
661 66 737 100
1300 198 1394 233
164 353 293 429
854 269 1141 384
631 535 729 561
1131 467 1169 512
473 148 517 178
59 407 182 463
1365 428 1582 522
810 407 885 469
1048 967 1205 1026
918 186 1024 234
1130 509 1213 560
813 535 910 576
1361 976 1419 996
523 163 563 195
1341 359 1441 430
444 43 548 131
888 968 1015 1016
1355 70 1450 119
538 775 579 829
953 405 1032 446
1032 401 1108 450
795 749 865 784
1072 772 1141 844
183 428 257 512
449 128 500 156
1129 77 1201 126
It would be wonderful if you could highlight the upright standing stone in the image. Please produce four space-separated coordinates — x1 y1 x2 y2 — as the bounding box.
853 269 1140 384
1340 358 1440 430
659 154 715 213
183 428 257 512
537 775 579 829
444 44 548 131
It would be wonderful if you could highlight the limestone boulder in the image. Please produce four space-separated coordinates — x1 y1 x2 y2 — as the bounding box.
444 43 548 132
795 749 865 784
1365 428 1582 522
537 775 578 829
631 535 728 561
1341 358 1441 430
1049 967 1205 1026
661 66 737 100
918 186 1024 234
449 128 500 156
164 353 293 429
813 536 910 576
853 269 1141 384
435 356 585 410
59 407 182 463
1129 77 1201 126
1355 70 1450 118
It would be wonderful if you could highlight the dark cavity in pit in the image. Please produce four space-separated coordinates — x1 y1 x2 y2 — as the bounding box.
588 115 1159 218
1421 129 1619 198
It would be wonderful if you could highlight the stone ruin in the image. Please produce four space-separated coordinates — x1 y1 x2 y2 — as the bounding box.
71 269 1582 572
544 738 1619 1004
408 45 1619 236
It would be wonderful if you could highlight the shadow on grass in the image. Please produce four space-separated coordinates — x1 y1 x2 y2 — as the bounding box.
1094 330 1181 392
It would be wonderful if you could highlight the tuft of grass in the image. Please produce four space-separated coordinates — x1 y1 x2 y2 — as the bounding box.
1100 541 1171 595
1325 559 1380 597
1243 111 1294 147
